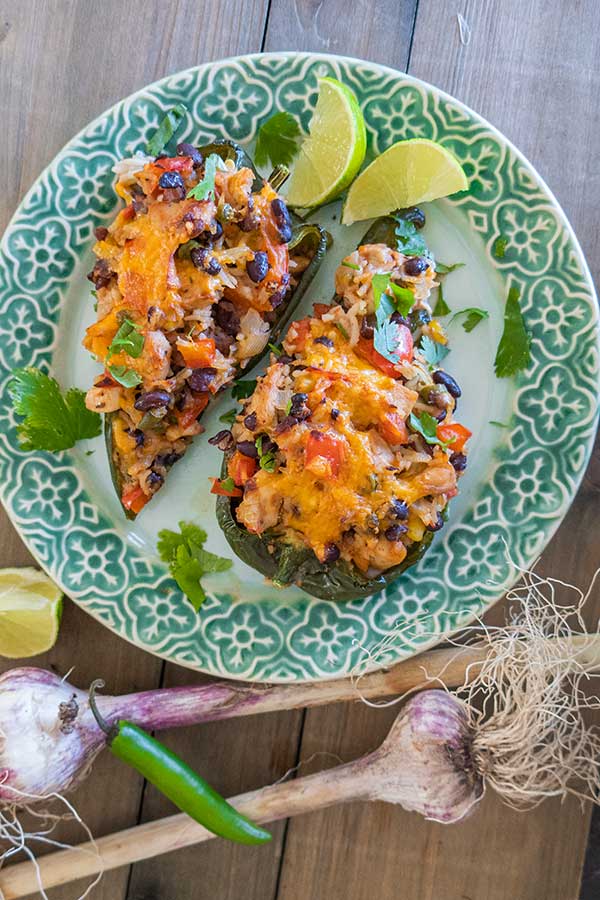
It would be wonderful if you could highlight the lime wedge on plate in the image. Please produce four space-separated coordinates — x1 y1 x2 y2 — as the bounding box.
0 567 63 658
342 138 468 225
285 77 366 209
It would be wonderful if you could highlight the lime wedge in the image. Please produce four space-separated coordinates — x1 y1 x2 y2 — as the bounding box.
0 567 63 658
342 138 468 225
285 77 366 209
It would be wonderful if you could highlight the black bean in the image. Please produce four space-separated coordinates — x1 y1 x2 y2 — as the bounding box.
270 198 292 243
134 390 171 411
360 314 376 340
314 336 334 349
261 437 277 455
390 311 409 326
423 385 448 409
390 498 409 519
190 247 221 274
290 393 311 420
433 408 447 422
275 415 299 433
87 258 114 289
187 367 217 392
132 195 148 214
208 430 234 451
239 209 260 232
398 206 426 229
214 330 234 356
128 428 145 448
147 471 164 488
331 408 340 420
450 451 468 472
94 226 109 241
433 369 461 399
427 512 445 532
158 171 185 190
237 440 258 458
214 299 240 336
403 256 428 276
244 411 257 431
385 523 408 541
409 308 431 330
269 289 287 309
278 354 293 365
323 542 340 563
212 221 224 241
154 451 182 468
291 392 308 405
247 251 269 283
176 143 204 167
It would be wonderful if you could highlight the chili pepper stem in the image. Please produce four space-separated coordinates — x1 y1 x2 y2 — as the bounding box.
88 679 113 736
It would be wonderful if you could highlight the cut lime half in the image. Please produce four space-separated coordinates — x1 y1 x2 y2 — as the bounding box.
342 138 468 225
285 77 366 209
0 567 63 658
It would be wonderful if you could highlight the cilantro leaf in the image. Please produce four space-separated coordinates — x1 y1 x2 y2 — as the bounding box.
494 287 531 378
219 408 238 425
9 367 101 452
450 306 489 333
256 435 277 472
254 112 301 169
341 261 360 271
232 379 257 400
433 283 451 317
372 274 414 318
108 364 142 388
157 520 232 612
409 411 455 449
371 274 416 365
219 476 238 493
436 262 465 275
419 335 450 369
187 154 225 201
145 104 187 157
108 318 144 359
394 215 430 257
493 236 508 259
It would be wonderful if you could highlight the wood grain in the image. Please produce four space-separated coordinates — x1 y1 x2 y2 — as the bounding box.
267 1 600 899
0 2 269 899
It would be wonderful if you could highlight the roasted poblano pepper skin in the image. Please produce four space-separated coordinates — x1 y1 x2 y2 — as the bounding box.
215 210 439 601
106 139 327 519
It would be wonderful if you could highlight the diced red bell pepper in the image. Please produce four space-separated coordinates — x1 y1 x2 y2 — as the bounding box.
355 324 413 377
153 156 194 176
305 430 346 479
378 412 408 446
176 337 216 369
228 451 258 486
436 422 472 452
313 303 332 318
178 393 210 430
210 478 243 498
121 484 148 515
286 318 312 353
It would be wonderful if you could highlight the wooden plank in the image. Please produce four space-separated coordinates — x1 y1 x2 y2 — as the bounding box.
263 0 418 68
269 1 600 899
0 1 269 898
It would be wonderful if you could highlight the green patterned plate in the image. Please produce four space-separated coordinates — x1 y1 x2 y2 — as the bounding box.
0 53 598 682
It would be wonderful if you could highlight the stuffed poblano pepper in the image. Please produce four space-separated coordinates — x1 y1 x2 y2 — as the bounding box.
213 210 471 601
83 134 327 518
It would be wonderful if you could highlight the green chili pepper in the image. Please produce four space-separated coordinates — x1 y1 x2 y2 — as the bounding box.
88 681 271 845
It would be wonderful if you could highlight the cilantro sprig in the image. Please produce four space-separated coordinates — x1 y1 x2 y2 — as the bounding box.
433 283 451 317
157 520 232 612
419 335 450 369
145 104 187 157
409 411 455 449
9 367 101 452
107 364 142 388
435 261 464 275
394 215 430 257
187 154 226 201
108 318 144 359
254 112 301 169
494 287 531 377
450 307 489 333
256 435 277 472
372 274 415 364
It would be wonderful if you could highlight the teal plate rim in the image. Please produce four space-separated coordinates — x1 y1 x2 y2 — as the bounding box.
0 51 598 683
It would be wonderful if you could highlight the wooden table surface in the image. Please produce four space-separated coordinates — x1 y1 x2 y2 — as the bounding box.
1 1 600 898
